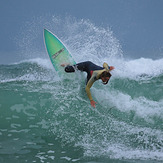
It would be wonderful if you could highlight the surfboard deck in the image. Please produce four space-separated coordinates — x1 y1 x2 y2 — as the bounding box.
44 29 76 76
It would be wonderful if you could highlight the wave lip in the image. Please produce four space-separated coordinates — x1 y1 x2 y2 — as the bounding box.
117 58 163 79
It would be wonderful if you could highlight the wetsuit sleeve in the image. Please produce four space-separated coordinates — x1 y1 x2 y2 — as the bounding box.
103 62 110 70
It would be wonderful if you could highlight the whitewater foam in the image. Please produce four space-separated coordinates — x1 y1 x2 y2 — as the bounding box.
117 58 163 79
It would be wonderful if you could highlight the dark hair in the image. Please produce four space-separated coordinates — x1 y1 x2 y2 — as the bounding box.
100 71 112 78
100 71 112 85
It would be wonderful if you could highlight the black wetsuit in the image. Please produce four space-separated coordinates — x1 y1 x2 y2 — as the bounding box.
65 61 104 83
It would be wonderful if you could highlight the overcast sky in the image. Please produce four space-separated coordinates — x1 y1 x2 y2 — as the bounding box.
0 0 163 63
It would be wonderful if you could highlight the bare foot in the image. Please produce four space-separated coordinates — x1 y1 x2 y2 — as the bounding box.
61 63 70 67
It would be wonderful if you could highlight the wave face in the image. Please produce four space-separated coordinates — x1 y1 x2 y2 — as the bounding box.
0 17 163 163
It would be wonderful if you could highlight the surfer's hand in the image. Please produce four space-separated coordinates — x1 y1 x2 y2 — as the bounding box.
109 66 115 71
90 100 97 108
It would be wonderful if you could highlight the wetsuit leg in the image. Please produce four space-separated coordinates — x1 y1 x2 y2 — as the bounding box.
75 61 91 72
65 61 97 83
65 61 91 73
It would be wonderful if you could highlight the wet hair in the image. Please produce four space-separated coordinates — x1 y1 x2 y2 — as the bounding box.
100 71 112 85
100 71 112 78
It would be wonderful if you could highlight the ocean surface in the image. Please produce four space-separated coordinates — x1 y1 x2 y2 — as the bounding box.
0 18 163 163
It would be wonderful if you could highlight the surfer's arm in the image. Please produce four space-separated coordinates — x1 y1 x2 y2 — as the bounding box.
85 82 93 101
103 62 109 70
103 62 115 71
85 76 97 108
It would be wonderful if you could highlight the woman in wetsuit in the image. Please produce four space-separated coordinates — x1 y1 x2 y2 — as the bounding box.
62 61 114 108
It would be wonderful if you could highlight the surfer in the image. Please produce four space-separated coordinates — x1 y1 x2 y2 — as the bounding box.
61 61 114 108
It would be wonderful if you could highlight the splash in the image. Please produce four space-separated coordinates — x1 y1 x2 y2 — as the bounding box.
15 15 123 64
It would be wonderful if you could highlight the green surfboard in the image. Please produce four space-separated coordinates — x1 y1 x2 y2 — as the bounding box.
44 29 76 76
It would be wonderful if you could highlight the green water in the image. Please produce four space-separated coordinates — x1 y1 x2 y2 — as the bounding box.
0 60 163 163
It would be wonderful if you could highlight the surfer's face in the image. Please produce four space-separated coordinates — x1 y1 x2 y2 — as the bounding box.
101 76 110 84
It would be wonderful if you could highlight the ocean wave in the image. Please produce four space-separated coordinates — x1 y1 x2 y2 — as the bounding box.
1 16 163 161
116 57 163 79
0 58 58 83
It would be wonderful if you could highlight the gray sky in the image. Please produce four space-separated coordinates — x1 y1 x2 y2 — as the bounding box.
0 0 163 63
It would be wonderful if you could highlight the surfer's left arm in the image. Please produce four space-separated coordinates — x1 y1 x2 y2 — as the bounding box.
103 62 115 71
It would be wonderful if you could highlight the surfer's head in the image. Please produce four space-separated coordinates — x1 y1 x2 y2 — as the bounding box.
100 71 112 85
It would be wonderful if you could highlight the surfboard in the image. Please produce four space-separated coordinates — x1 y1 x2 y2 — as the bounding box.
44 29 76 76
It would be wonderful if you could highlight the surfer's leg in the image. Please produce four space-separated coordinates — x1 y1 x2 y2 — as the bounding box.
75 61 92 72
65 61 93 75
65 61 89 72
64 63 85 73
